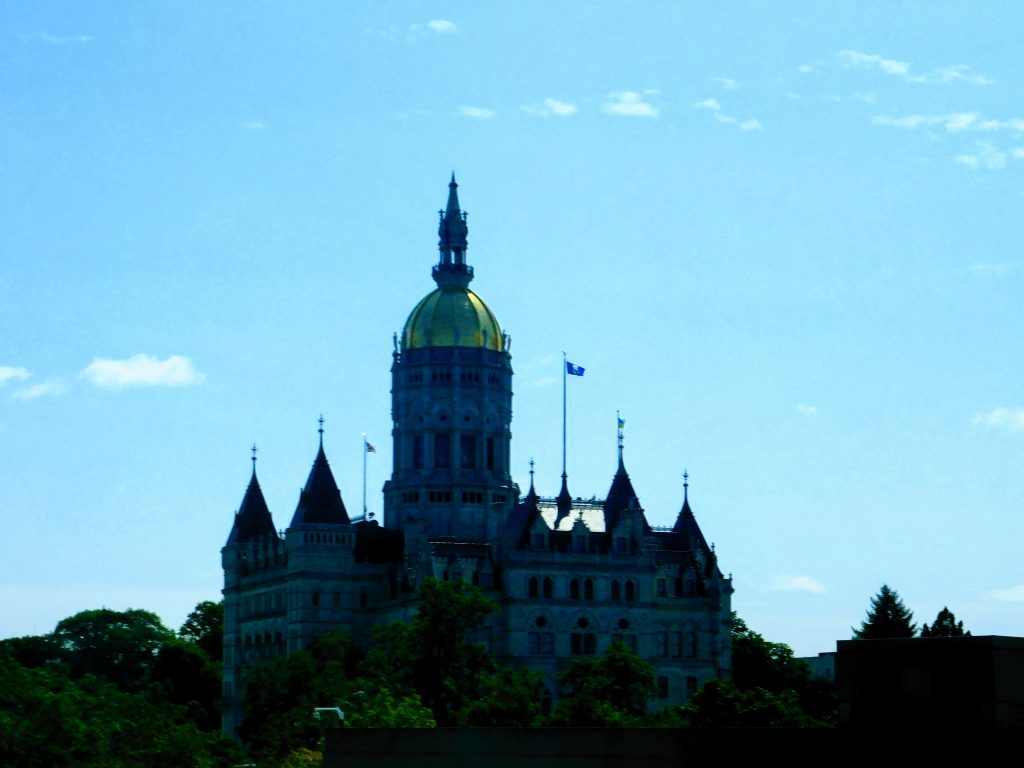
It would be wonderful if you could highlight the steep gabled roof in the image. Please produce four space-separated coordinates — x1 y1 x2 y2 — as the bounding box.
226 470 277 546
289 441 350 527
603 452 641 532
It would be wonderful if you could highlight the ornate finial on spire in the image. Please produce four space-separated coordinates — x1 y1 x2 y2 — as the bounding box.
318 414 325 446
251 443 258 473
683 469 689 502
616 411 624 454
435 174 471 282
529 458 535 487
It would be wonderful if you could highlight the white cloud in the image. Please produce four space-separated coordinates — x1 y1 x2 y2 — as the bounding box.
603 91 659 118
795 403 818 416
694 98 721 111
853 92 877 104
38 33 92 45
768 575 826 594
908 64 992 86
460 106 495 119
12 379 68 401
838 49 990 86
970 261 1020 276
871 112 981 132
0 366 31 386
954 143 1006 171
973 408 1024 432
990 585 1024 602
716 77 740 91
838 49 909 76
713 112 736 124
80 354 205 390
242 120 266 130
426 19 457 34
524 98 577 117
1011 148 1024 159
739 119 762 131
798 64 814 73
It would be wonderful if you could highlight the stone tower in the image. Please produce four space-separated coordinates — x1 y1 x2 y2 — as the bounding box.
383 175 517 542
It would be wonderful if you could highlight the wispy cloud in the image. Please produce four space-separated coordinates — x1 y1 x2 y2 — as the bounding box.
37 33 92 45
870 112 984 132
715 77 740 91
768 575 826 594
970 261 1020 276
603 91 660 118
838 49 991 86
523 98 577 118
0 366 31 386
973 407 1024 432
697 100 761 131
798 64 814 74
795 403 818 416
460 106 495 120
12 379 68 401
80 354 205 390
426 19 457 34
991 585 1024 602
242 120 266 130
953 142 1007 171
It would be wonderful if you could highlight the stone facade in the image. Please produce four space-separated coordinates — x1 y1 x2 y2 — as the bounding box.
221 177 733 735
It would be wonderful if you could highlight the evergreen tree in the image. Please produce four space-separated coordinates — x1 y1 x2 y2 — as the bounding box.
920 607 969 637
852 584 917 639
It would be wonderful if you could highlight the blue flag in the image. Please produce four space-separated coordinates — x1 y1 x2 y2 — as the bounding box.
566 361 585 376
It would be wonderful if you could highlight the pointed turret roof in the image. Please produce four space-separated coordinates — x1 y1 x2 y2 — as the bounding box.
289 432 350 527
555 472 573 526
226 466 277 546
671 473 710 553
602 423 645 532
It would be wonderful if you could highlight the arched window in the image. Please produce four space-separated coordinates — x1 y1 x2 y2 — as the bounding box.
611 580 621 601
686 630 698 658
625 580 636 601
584 578 594 600
543 577 553 598
570 578 580 599
528 576 539 598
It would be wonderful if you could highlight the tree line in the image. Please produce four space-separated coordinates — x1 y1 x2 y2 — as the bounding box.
1 580 971 766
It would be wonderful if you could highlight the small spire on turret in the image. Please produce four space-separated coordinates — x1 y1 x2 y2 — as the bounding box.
529 458 535 492
318 414 325 447
435 174 471 283
683 469 689 503
251 443 258 475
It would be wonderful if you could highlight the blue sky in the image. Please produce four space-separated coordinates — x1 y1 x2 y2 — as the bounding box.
2 2 1022 655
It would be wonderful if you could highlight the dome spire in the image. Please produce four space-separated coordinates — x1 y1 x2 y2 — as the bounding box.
435 173 472 287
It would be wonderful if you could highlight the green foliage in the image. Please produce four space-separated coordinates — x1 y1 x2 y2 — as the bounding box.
716 614 835 729
462 666 544 726
853 584 917 639
676 679 819 728
920 606 969 637
179 600 224 661
341 687 436 728
0 644 242 768
51 607 174 691
547 641 656 726
153 636 222 730
239 631 353 764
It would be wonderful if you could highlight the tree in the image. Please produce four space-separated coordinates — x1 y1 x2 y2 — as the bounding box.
852 584 916 639
50 608 174 691
920 607 969 637
179 600 224 661
547 641 656 726
677 679 816 728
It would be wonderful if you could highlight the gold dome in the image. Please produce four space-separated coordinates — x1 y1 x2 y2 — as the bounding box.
403 284 504 352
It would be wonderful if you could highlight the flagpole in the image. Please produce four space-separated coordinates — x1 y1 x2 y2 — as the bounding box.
362 433 368 520
562 351 567 478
